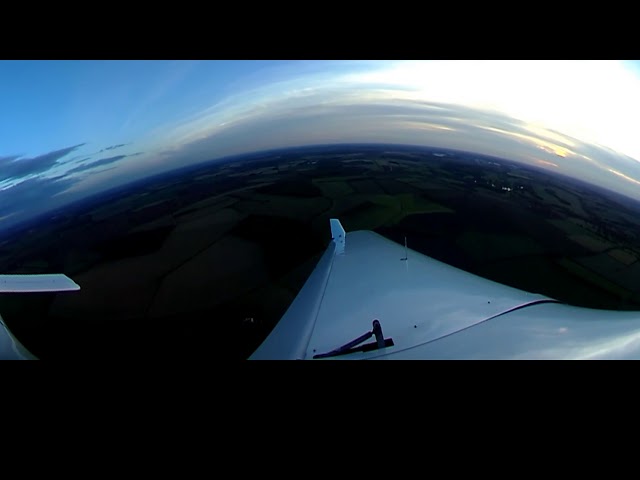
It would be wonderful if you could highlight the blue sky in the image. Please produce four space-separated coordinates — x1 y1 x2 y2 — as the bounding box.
3 60 640 229
1 60 296 156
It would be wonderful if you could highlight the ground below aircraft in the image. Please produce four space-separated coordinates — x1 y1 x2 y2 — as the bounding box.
4 218 640 360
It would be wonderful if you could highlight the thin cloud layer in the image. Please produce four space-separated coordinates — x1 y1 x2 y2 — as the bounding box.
1 143 85 181
0 175 76 227
0 142 145 230
149 97 640 198
65 154 129 175
98 144 127 153
4 61 640 231
45 93 640 209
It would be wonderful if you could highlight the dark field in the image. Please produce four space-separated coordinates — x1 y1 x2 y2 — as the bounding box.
2 143 640 359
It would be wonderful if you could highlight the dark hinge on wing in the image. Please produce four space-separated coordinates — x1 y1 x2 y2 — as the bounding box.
313 319 394 359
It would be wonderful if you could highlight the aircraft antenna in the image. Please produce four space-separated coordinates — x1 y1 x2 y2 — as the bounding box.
401 236 408 261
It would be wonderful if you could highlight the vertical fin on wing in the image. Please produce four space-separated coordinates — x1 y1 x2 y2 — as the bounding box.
330 218 346 255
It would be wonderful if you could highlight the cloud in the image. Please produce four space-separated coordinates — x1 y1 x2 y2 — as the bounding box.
6 62 640 230
150 96 640 200
65 154 128 175
0 143 85 181
159 98 553 163
118 60 201 134
0 175 76 228
98 143 127 153
0 147 143 229
52 93 640 206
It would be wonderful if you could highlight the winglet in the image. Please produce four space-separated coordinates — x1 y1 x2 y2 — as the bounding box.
330 218 346 255
0 274 80 293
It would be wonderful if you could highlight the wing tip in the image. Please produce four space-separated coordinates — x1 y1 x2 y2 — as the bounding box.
0 273 81 293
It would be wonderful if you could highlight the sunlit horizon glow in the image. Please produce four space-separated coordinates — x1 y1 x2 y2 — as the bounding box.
3 60 640 229
343 60 640 158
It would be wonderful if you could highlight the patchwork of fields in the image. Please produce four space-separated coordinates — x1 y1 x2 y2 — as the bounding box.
1 144 639 359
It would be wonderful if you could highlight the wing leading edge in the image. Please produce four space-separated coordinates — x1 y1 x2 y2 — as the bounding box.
250 219 556 360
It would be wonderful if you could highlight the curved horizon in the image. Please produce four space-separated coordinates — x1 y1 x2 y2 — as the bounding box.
4 60 640 229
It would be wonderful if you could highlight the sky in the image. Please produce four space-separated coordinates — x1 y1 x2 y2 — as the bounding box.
3 60 640 229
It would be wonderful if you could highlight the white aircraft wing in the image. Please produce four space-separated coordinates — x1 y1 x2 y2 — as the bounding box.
0 315 37 360
1 273 80 360
251 218 640 360
387 302 640 360
250 219 561 360
0 274 80 293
